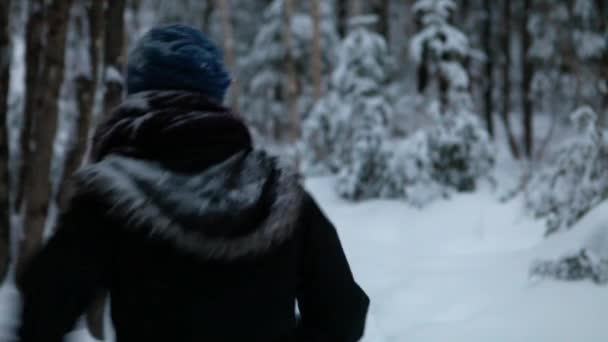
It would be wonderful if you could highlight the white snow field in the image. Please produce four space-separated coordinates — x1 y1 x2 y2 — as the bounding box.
306 177 608 342
1 177 607 342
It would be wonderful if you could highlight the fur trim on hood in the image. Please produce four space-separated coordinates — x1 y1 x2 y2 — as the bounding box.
74 150 303 261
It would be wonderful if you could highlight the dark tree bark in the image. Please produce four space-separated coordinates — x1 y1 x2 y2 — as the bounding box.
482 0 494 137
202 1 215 34
461 0 470 18
336 0 348 37
500 0 520 159
521 0 534 158
596 0 608 127
16 0 45 210
350 0 362 18
416 62 428 94
417 39 429 94
438 72 449 114
283 0 299 143
18 0 73 277
103 0 125 115
58 0 103 210
79 3 106 338
0 0 11 282
311 0 322 101
78 3 107 337
372 0 390 40
217 0 239 109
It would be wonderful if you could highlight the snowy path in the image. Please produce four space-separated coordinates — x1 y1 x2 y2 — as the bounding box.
1 177 607 341
306 178 608 342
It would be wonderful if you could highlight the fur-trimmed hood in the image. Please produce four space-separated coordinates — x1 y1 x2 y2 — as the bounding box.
74 150 303 260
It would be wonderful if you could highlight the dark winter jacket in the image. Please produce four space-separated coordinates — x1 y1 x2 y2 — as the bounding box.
17 90 369 342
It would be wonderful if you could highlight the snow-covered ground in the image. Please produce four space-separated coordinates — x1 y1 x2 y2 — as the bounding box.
1 176 607 341
305 178 608 342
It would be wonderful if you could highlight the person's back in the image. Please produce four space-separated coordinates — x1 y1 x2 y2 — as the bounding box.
17 25 369 342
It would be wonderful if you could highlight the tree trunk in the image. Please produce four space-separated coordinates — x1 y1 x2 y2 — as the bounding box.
58 0 103 210
17 0 73 277
103 0 125 115
372 0 390 40
336 0 348 37
0 0 11 282
500 0 520 159
482 0 494 137
521 0 533 158
78 3 106 338
16 0 45 211
459 0 470 25
438 72 448 114
217 0 239 109
202 1 215 34
596 0 608 127
311 0 322 101
283 0 299 143
350 0 363 18
417 44 429 94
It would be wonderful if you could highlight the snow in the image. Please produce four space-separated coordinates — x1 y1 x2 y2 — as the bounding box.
573 30 606 59
305 177 608 342
104 66 123 85
1 177 608 341
0 282 20 342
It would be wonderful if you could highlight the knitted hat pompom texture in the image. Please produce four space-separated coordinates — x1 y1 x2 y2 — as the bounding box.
126 24 231 103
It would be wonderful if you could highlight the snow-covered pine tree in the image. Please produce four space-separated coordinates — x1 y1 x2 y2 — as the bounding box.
526 106 608 235
303 15 393 199
527 2 578 132
379 103 494 205
531 248 608 285
407 0 494 193
531 213 608 286
380 131 446 207
571 0 607 119
302 91 343 174
336 91 392 200
529 0 607 135
410 0 471 114
242 0 338 144
304 15 392 175
425 106 495 192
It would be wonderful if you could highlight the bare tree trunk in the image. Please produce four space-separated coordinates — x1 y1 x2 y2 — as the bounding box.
521 0 533 158
81 3 106 337
217 0 239 109
103 0 125 115
417 48 429 94
283 0 299 143
372 0 390 39
202 1 215 34
350 0 363 18
482 0 494 137
124 0 140 48
58 0 103 210
311 0 322 101
337 0 348 37
17 0 73 277
0 0 11 282
460 0 470 25
596 0 608 127
500 0 520 159
16 0 44 211
438 72 448 114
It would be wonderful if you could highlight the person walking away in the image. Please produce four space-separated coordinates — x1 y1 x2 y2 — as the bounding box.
16 24 369 342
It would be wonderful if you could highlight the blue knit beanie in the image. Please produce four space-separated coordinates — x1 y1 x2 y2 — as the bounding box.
126 24 231 103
